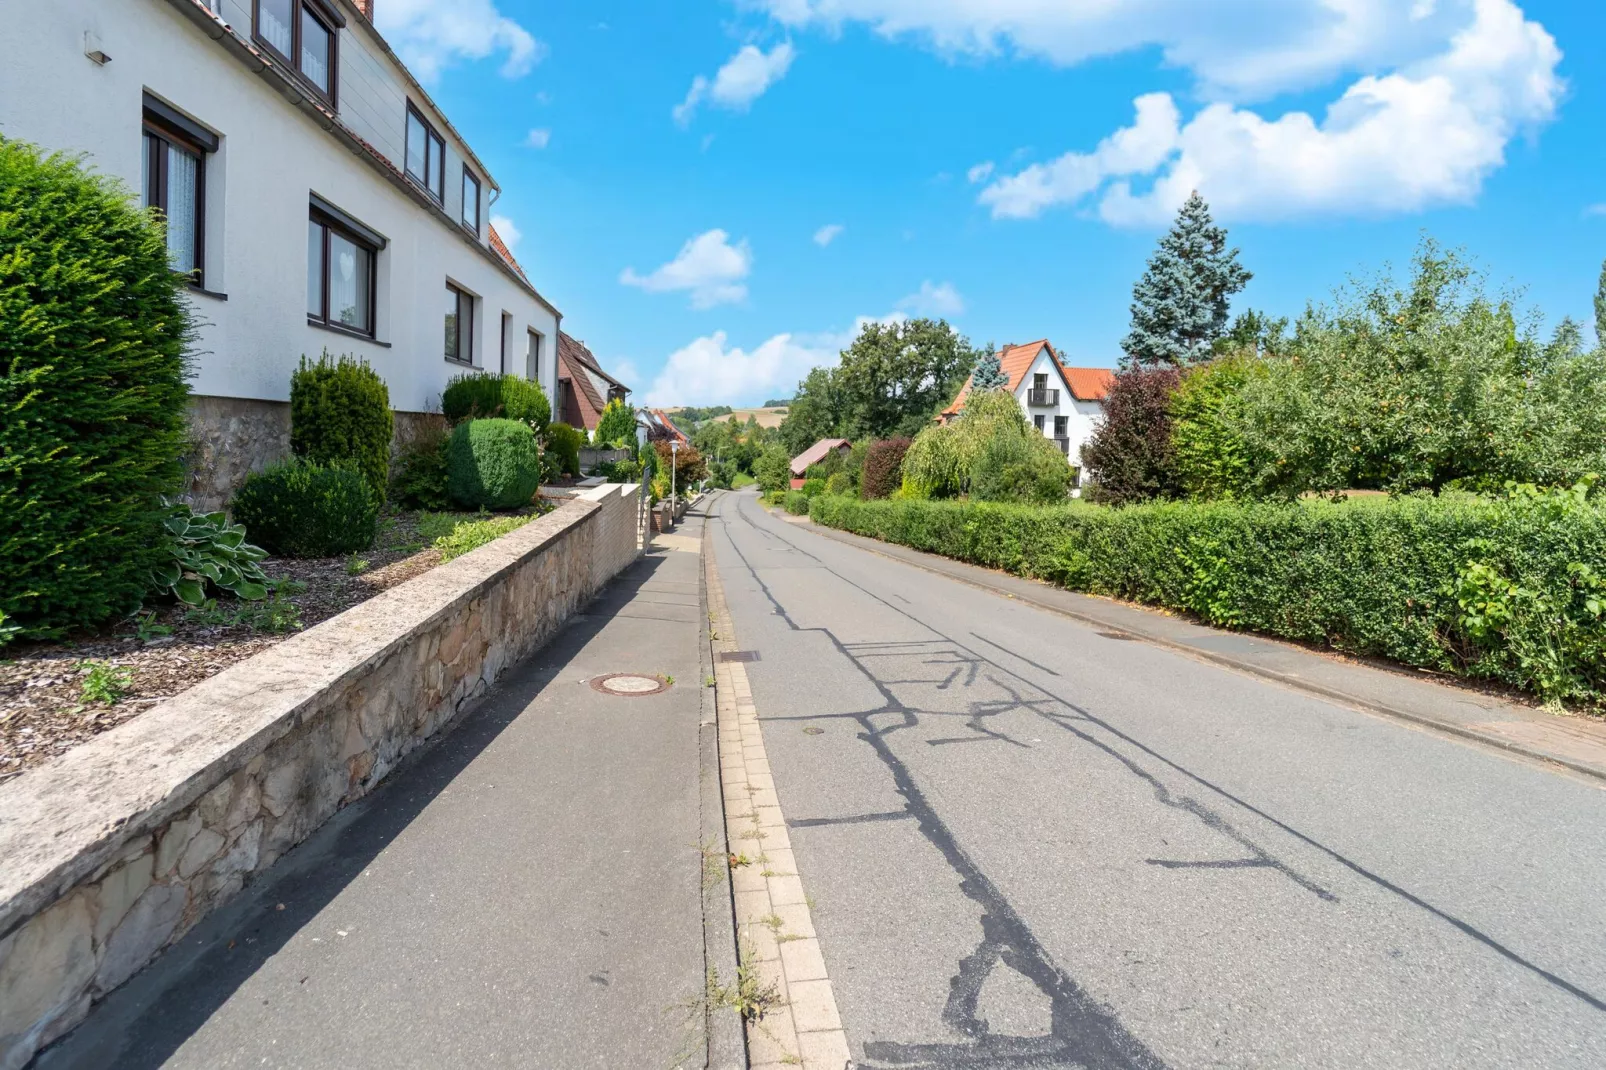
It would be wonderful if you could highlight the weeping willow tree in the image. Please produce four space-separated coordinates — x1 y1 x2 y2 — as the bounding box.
901 390 1072 502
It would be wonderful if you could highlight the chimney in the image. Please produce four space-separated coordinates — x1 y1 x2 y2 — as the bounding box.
354 0 373 19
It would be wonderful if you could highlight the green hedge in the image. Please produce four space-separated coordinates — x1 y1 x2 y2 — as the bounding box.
446 419 541 509
810 490 1606 706
545 423 584 477
1 140 193 640
783 490 811 515
441 372 551 433
231 461 378 558
290 353 392 499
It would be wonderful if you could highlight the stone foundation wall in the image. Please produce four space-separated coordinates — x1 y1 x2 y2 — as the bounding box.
0 491 642 1068
183 397 450 511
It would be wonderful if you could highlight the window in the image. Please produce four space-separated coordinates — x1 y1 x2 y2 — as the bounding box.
1054 415 1068 438
307 204 377 337
254 0 341 102
462 168 481 234
1033 414 1046 432
445 283 474 364
1033 373 1047 390
527 330 544 383
142 98 217 286
499 312 513 373
406 104 446 202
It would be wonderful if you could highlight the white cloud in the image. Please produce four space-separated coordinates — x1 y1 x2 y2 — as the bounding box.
813 223 845 246
675 43 796 125
1586 204 1606 218
489 214 521 249
375 0 545 82
644 313 905 407
966 161 995 184
898 280 965 317
523 128 551 149
977 0 1562 225
620 229 753 309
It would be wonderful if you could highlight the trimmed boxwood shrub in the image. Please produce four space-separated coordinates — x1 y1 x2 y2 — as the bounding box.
231 461 378 558
545 422 585 478
290 352 393 500
783 490 811 515
1 140 192 640
447 418 541 509
810 487 1606 707
441 373 550 434
800 478 826 498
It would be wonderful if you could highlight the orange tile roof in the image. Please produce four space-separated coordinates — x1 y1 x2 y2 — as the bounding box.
790 438 852 476
1060 365 1115 402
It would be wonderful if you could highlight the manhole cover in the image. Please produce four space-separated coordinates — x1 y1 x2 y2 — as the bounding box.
590 673 671 696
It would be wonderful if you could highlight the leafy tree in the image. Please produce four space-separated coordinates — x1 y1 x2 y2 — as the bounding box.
592 397 637 447
1595 259 1606 348
902 390 1070 502
969 345 1009 390
753 443 792 493
1215 309 1288 357
1079 366 1185 505
834 318 981 438
779 366 843 454
1169 353 1265 500
1123 191 1252 367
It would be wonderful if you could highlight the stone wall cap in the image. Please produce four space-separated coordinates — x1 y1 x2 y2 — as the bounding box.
0 498 600 940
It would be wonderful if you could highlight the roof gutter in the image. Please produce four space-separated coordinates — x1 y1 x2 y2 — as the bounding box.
161 0 561 321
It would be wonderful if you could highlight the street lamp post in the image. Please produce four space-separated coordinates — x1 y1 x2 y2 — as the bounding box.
670 439 679 508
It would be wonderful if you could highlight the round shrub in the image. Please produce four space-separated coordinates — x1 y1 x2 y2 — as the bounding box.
447 418 541 509
442 373 550 434
544 422 585 477
231 461 378 558
1 140 192 640
290 352 393 500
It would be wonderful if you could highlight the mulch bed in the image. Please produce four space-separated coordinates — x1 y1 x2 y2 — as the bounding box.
0 512 459 785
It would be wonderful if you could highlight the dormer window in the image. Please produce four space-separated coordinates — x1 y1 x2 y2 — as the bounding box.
405 103 445 202
254 0 342 105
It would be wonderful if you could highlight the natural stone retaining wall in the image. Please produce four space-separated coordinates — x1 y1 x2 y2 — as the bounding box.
0 490 642 1068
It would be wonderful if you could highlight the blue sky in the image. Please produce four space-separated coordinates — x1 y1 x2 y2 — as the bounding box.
378 0 1606 407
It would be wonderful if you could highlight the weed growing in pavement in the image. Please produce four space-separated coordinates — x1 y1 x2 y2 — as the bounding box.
707 942 783 1022
728 852 754 869
78 661 133 705
664 674 675 686
760 913 784 934
705 674 715 688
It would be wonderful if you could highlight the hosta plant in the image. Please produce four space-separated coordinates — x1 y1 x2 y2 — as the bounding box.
150 502 270 606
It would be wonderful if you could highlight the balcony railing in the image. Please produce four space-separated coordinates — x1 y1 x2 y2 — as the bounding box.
1027 387 1059 406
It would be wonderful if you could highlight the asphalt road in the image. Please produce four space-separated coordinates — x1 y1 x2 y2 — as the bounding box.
708 488 1606 1069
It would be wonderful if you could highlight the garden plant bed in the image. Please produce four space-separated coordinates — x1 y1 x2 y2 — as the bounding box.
0 508 543 782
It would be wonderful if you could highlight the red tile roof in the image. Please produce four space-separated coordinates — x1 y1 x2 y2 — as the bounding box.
941 340 1054 417
487 224 530 284
1060 365 1115 402
790 438 852 476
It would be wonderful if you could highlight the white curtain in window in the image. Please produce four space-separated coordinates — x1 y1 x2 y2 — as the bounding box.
307 222 324 317
165 144 199 274
259 0 292 55
330 232 370 332
300 10 330 93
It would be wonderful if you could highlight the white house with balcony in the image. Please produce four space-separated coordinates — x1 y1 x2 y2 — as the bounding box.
940 340 1114 485
1 0 563 507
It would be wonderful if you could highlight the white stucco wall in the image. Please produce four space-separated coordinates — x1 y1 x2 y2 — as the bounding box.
1 0 560 414
1013 348 1103 476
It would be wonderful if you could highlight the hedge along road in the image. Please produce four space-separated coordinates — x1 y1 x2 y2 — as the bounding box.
707 488 1606 1069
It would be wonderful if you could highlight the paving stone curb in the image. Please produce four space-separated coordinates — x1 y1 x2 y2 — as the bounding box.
705 497 853 1070
696 503 748 1070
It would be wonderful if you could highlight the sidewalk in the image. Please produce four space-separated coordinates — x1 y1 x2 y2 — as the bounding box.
39 513 735 1069
792 511 1606 784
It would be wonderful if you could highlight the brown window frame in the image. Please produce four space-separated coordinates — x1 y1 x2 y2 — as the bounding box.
406 103 447 203
307 207 378 339
462 167 482 235
142 116 209 288
445 282 475 366
1033 414 1046 432
251 0 341 106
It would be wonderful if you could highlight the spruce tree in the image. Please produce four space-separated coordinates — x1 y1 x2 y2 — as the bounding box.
1594 259 1606 348
970 346 1008 390
1122 191 1252 367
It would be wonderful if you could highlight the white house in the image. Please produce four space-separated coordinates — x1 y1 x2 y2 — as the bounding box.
1 0 563 507
940 340 1114 483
